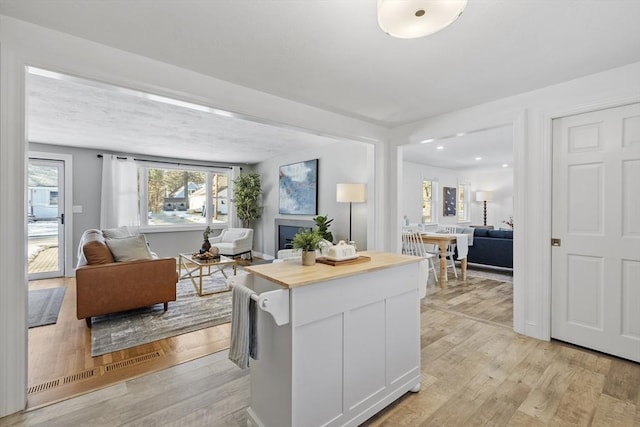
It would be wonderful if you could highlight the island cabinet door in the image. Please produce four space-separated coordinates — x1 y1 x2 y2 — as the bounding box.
290 262 422 427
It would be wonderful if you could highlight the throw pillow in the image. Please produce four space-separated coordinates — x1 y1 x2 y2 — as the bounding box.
102 226 133 239
106 235 153 262
83 240 115 264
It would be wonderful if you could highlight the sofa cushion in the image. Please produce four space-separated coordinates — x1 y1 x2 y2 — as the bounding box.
474 228 490 237
102 226 133 239
83 240 115 264
488 229 513 239
106 235 153 262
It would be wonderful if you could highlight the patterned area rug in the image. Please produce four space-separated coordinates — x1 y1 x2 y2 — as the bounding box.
91 272 242 356
28 287 66 328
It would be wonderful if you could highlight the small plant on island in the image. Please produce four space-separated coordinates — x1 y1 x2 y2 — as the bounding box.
292 229 323 252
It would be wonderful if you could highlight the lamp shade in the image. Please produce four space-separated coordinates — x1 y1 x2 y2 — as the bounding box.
378 0 467 39
336 183 366 203
475 191 494 202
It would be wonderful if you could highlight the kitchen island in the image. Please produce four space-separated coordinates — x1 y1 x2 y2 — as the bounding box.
242 251 425 427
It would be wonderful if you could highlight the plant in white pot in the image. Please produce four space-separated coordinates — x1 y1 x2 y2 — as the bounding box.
291 229 322 266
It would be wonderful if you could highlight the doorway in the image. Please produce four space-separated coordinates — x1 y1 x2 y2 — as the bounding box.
27 157 66 279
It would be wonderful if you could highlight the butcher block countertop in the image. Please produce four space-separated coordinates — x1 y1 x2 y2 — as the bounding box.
244 251 420 289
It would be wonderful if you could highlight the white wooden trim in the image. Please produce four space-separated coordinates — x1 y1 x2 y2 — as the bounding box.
0 44 28 418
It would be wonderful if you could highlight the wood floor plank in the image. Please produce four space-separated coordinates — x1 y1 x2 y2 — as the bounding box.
550 367 605 425
8 269 640 427
590 394 637 427
517 358 577 422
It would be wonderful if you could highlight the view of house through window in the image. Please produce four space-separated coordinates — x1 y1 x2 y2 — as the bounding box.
140 166 229 227
422 180 433 223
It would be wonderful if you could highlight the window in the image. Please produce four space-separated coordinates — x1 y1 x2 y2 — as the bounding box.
49 191 59 206
139 165 229 229
422 179 438 223
457 183 470 222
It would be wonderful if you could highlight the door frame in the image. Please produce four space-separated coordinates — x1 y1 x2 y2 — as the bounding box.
28 151 73 278
544 94 640 340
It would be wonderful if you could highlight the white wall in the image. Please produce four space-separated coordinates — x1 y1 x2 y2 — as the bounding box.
403 162 514 229
255 140 371 257
390 61 640 344
466 168 514 229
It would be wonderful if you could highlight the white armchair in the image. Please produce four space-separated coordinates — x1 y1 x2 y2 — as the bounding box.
210 228 254 260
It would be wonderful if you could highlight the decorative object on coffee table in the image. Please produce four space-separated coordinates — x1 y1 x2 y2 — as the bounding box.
292 229 322 266
201 226 212 252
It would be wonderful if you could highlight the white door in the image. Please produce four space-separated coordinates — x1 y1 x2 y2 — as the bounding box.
551 102 640 362
27 158 65 279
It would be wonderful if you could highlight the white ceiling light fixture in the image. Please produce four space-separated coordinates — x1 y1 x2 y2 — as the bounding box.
378 0 468 39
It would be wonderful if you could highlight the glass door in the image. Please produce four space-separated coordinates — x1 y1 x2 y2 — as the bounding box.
28 158 65 279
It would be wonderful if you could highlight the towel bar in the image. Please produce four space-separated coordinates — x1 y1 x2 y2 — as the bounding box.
254 289 289 326
228 274 290 326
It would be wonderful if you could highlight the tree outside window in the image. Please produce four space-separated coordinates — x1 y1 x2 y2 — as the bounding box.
141 166 229 228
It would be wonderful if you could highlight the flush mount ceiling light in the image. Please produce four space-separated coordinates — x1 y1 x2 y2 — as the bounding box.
378 0 467 39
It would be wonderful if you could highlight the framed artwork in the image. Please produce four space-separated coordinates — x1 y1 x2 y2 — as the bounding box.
443 186 457 216
279 159 318 215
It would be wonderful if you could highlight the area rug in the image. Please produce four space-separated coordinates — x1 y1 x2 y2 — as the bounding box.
28 287 66 328
91 272 241 357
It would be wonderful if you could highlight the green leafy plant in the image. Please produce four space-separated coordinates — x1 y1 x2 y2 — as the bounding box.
292 229 322 252
313 214 334 242
232 173 262 227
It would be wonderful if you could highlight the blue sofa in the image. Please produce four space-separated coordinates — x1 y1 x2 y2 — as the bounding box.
458 228 513 269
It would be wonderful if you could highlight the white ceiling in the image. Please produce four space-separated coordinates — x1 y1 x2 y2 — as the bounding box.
4 0 640 166
403 125 513 170
26 69 340 165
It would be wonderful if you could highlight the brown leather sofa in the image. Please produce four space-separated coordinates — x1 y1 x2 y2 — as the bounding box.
76 229 177 327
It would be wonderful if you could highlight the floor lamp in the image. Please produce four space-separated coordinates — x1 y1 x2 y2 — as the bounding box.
475 191 494 226
336 183 366 242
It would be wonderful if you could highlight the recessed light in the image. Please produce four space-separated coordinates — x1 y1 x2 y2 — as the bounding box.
420 138 435 144
436 146 444 150
502 164 509 168
456 132 466 137
475 157 482 161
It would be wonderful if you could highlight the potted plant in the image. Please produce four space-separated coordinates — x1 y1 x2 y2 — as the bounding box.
313 214 334 243
292 229 322 266
232 172 262 227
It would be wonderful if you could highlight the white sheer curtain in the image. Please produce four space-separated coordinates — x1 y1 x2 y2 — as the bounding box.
100 155 139 230
229 166 242 228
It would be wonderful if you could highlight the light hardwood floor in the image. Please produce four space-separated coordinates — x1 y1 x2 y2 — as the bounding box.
4 271 639 426
26 277 231 409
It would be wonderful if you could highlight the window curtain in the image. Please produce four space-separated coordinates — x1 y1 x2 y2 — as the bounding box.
100 155 139 230
229 166 241 228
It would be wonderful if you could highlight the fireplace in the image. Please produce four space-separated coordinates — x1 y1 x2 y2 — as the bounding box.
275 218 315 255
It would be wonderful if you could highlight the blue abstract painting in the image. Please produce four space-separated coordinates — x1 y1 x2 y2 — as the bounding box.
279 159 318 215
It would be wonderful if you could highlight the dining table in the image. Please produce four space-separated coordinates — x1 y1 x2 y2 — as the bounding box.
420 232 468 286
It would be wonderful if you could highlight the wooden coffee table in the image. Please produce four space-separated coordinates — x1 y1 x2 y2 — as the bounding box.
178 253 237 296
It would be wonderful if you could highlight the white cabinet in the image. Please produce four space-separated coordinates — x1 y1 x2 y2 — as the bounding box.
245 253 424 427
